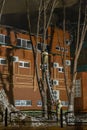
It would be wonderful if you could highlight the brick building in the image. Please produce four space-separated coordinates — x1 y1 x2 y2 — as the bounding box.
0 25 71 111
74 36 87 112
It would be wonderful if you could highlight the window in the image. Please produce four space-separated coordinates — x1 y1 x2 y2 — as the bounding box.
19 61 30 68
61 101 68 106
52 80 59 86
56 46 60 51
65 60 71 66
0 34 10 45
75 79 81 97
65 39 71 45
53 90 59 100
37 43 42 51
65 48 68 53
15 100 32 106
37 100 42 106
58 67 64 73
17 38 32 49
53 62 59 68
11 56 19 62
37 43 49 52
0 58 7 65
61 47 64 52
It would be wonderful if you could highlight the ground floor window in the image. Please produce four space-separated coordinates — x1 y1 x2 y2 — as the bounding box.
37 100 42 107
61 101 68 107
15 100 32 106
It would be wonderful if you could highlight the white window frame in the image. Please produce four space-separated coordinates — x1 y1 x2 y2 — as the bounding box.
65 39 71 46
12 56 19 62
0 34 5 44
53 62 59 68
61 101 68 107
0 58 7 65
37 100 42 107
15 100 32 106
17 38 32 49
58 67 64 73
53 90 59 100
65 60 71 66
75 79 81 97
19 61 30 68
52 79 59 86
56 46 60 51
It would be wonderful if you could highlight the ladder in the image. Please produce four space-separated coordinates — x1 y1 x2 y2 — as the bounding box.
45 71 57 104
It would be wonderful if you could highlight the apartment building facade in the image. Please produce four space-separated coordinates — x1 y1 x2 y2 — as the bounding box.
0 25 71 111
74 37 87 112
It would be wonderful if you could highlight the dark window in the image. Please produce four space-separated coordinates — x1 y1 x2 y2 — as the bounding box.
27 41 32 49
24 62 30 67
17 39 21 46
0 58 7 65
37 43 42 50
17 38 32 49
0 35 4 43
56 46 60 51
5 36 10 44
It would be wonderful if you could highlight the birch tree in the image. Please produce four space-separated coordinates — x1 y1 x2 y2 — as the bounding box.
26 0 60 118
68 1 87 112
61 0 87 113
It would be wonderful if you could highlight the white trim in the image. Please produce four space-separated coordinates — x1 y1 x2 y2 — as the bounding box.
53 62 59 68
19 61 30 68
0 34 5 44
0 58 7 65
15 100 32 106
58 67 64 73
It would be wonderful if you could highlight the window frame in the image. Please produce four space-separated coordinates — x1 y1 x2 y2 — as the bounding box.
58 67 64 73
15 100 32 106
0 58 7 65
19 61 30 68
0 34 6 44
37 100 42 107
17 38 32 49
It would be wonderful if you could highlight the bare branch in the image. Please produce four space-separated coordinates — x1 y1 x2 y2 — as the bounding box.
75 0 81 55
46 0 59 31
0 0 6 23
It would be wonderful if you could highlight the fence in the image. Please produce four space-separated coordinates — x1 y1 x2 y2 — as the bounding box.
1 108 87 127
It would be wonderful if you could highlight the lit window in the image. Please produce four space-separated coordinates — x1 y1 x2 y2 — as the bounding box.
17 38 32 49
15 100 32 106
19 61 30 68
37 100 42 106
0 58 7 65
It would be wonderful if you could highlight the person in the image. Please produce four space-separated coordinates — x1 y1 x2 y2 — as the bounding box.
42 50 48 71
56 99 62 121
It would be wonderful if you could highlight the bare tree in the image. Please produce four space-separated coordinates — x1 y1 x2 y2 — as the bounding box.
61 0 87 113
26 0 60 118
68 1 87 112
